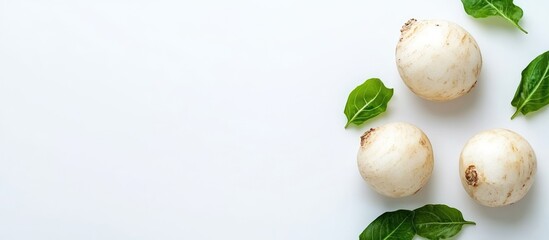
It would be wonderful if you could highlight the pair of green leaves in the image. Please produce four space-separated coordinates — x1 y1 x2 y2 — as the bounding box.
344 78 393 128
360 204 475 240
461 1 549 118
461 0 527 33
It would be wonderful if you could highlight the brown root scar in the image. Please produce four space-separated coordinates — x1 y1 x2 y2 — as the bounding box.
360 128 375 146
465 165 478 187
401 18 417 33
399 18 417 42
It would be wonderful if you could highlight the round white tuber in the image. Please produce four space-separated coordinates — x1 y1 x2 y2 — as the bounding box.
396 19 482 101
357 122 434 198
459 129 536 207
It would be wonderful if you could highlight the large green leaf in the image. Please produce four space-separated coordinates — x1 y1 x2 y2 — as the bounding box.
511 51 549 119
359 210 415 240
461 0 527 33
413 204 476 240
344 78 393 128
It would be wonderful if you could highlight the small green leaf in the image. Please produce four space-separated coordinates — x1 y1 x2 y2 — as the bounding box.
413 204 476 240
511 51 549 119
344 78 393 128
461 0 527 33
359 210 415 240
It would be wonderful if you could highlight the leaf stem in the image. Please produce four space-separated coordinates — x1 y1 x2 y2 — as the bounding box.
516 24 528 34
483 0 528 34
511 108 521 119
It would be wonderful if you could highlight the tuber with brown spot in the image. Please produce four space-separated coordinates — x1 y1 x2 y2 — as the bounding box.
357 122 434 198
396 19 482 101
459 129 537 207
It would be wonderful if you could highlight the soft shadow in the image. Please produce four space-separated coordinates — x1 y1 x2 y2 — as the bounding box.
521 105 549 120
360 175 436 209
470 180 538 223
407 79 484 120
344 105 396 134
472 17 528 34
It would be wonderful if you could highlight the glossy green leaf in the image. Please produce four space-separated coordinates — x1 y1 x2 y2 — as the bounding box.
461 0 527 33
359 210 415 240
344 78 393 128
511 51 549 119
413 204 476 240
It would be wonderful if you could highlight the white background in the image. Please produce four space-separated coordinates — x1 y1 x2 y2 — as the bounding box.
0 0 547 239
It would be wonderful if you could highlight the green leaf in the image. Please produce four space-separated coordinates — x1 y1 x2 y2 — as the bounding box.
344 78 393 128
413 204 476 240
511 51 549 119
359 210 415 240
460 0 527 33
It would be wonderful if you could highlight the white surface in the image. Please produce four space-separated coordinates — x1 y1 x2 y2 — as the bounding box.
0 1 547 239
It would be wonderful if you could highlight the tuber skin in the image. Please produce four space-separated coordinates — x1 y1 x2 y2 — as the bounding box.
396 19 482 101
357 122 434 198
459 129 536 207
